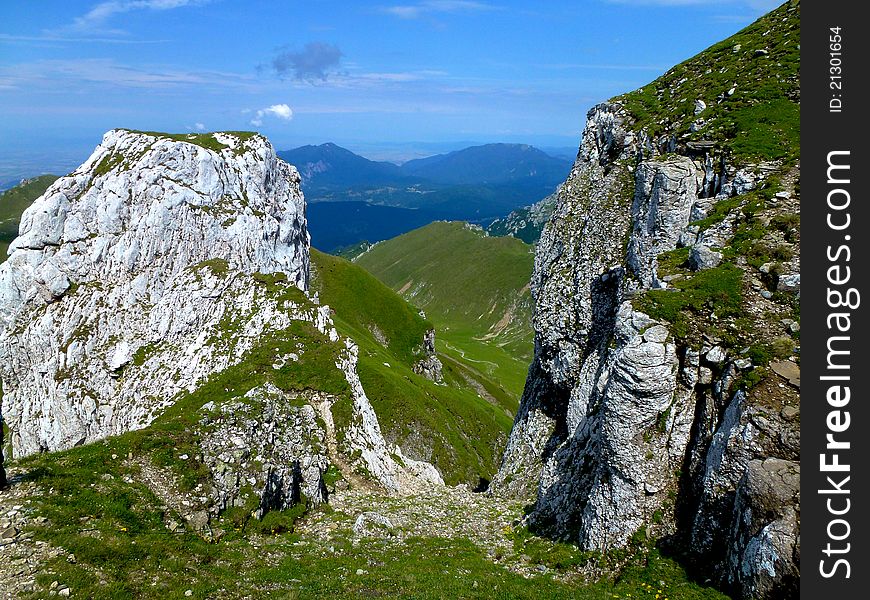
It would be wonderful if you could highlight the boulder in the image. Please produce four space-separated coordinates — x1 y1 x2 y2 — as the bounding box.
689 245 723 271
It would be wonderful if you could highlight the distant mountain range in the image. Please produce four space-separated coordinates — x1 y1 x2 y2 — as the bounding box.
279 142 411 191
279 142 570 192
398 143 570 186
278 142 571 251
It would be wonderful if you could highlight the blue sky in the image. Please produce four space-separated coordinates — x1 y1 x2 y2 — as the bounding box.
1 0 780 179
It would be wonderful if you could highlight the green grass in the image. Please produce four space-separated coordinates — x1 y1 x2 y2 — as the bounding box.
122 130 260 153
0 174 59 262
311 249 515 485
13 433 731 599
656 247 690 277
633 263 743 341
618 0 799 163
312 249 434 365
355 221 535 400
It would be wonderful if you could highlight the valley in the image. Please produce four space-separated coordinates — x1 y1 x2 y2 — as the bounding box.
0 2 801 598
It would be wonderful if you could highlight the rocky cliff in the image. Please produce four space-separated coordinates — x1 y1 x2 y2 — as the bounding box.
0 129 440 518
492 3 800 598
487 189 559 244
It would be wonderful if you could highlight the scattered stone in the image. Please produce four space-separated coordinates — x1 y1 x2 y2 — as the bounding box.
353 512 395 538
760 290 773 299
58 588 71 597
694 99 707 115
780 318 799 333
186 510 210 532
776 273 800 293
770 360 800 388
734 358 753 370
184 591 193 597
689 245 722 271
781 405 799 419
705 346 727 365
759 262 774 274
754 49 769 57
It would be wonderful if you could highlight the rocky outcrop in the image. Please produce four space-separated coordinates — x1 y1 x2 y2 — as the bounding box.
627 158 697 288
198 384 330 515
492 91 799 597
0 421 5 489
412 329 444 383
0 129 309 458
487 189 560 244
0 129 442 509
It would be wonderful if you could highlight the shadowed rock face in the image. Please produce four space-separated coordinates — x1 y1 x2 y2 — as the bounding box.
492 93 799 597
0 130 310 460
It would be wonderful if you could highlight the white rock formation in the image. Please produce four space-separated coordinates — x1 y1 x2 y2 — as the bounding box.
491 97 799 598
0 129 441 499
0 129 309 457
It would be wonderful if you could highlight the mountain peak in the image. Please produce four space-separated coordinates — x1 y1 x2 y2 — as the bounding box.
0 128 310 456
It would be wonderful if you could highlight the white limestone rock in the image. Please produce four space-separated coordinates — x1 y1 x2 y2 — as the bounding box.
627 157 698 287
491 90 798 598
0 130 309 458
0 128 441 500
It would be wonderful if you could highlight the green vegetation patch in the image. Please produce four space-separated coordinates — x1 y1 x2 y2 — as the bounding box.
312 249 432 367
355 221 535 399
618 0 800 163
633 263 743 340
191 257 230 277
356 355 513 485
123 130 260 154
656 246 690 277
311 249 514 485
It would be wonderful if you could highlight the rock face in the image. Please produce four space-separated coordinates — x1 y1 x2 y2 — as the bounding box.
198 384 331 514
0 129 309 457
0 422 5 489
492 91 799 597
487 189 560 244
0 129 441 509
412 329 444 383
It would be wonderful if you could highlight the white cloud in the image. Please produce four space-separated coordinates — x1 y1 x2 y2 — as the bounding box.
250 104 294 127
194 122 206 131
382 1 496 19
63 0 210 34
0 58 259 92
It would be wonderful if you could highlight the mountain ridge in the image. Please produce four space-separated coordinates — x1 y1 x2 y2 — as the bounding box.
492 2 800 598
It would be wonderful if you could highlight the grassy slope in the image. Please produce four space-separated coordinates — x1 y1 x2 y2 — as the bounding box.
355 221 535 402
0 174 58 261
618 0 799 163
2 257 725 598
13 437 728 598
626 2 801 391
311 249 515 486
